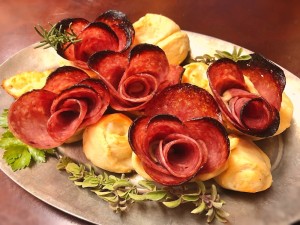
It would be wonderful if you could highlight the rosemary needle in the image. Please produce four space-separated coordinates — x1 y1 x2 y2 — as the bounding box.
34 23 81 51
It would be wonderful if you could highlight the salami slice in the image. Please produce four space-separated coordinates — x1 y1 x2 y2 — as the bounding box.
237 53 286 110
8 90 60 149
88 44 183 111
95 10 135 52
145 83 222 122
129 114 229 186
55 18 90 60
78 79 110 127
74 22 119 62
88 51 128 89
43 66 90 94
207 56 282 137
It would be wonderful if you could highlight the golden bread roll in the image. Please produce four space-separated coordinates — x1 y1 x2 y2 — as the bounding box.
214 136 272 193
2 70 51 98
274 92 294 135
133 13 190 65
182 62 210 92
83 113 133 173
192 135 239 181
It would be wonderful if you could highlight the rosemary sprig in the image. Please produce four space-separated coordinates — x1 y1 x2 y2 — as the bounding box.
34 23 81 51
190 46 251 65
57 157 229 223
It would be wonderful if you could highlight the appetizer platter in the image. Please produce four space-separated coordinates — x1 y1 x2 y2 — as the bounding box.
0 10 300 225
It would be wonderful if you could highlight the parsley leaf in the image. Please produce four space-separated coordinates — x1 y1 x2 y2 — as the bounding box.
0 109 55 171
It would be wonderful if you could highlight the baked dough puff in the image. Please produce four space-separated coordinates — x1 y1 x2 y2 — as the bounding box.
214 136 272 193
133 13 190 65
83 113 133 173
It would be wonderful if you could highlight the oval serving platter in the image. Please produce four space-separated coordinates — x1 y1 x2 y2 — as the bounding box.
0 32 300 225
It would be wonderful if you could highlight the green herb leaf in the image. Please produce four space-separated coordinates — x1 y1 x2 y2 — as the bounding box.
138 180 157 191
189 46 251 65
28 146 46 163
163 198 182 208
145 190 167 201
215 46 251 62
191 200 206 214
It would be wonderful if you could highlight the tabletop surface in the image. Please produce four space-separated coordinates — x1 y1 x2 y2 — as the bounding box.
0 1 300 225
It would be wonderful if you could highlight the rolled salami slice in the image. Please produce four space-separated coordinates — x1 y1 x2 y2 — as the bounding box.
145 83 222 122
43 66 90 94
74 22 119 62
88 51 128 89
8 90 60 149
207 55 282 137
129 114 229 186
88 44 183 111
237 53 286 110
95 10 135 52
55 18 90 60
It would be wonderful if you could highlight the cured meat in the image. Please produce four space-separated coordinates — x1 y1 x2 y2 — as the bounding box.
129 114 229 186
88 44 184 111
74 22 119 62
55 18 89 61
95 10 135 52
54 10 134 67
237 53 285 110
207 54 284 137
43 66 90 94
8 90 61 149
88 51 128 89
129 83 229 185
8 66 110 149
144 83 222 122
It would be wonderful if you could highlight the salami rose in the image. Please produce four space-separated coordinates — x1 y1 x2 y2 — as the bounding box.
8 66 110 149
54 10 135 67
207 54 285 137
88 44 184 111
129 114 229 186
129 84 229 185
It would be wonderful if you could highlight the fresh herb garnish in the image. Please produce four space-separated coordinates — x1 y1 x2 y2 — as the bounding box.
57 157 229 223
34 23 81 51
191 46 251 65
215 46 252 62
0 109 55 171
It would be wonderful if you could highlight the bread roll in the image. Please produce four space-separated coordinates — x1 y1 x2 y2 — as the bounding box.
133 13 190 65
83 113 133 173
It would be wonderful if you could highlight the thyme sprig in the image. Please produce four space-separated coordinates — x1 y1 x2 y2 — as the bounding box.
191 46 251 65
57 157 229 223
34 23 81 51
